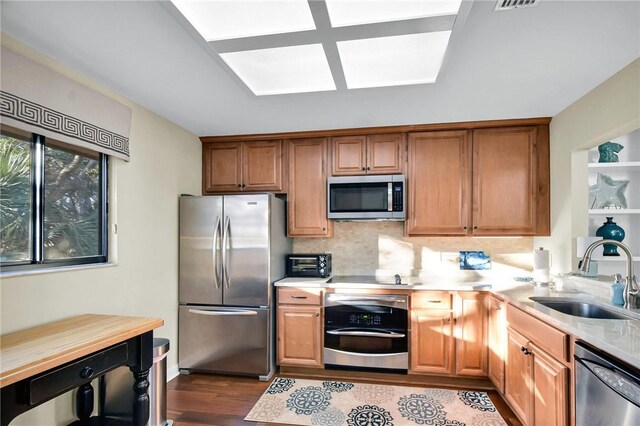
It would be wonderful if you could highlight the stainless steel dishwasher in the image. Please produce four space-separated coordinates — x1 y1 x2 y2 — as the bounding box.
575 342 640 425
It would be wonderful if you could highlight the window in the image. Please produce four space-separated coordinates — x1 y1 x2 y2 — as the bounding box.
1 125 108 271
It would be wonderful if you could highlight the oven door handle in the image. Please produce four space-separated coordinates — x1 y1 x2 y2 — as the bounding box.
326 330 406 338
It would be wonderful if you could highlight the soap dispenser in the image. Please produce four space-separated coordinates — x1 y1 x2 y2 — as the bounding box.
611 274 625 306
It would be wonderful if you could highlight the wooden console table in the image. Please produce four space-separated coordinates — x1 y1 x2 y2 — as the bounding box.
0 314 163 425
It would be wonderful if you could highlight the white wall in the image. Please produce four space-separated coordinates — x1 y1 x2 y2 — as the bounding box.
0 36 201 424
535 59 640 273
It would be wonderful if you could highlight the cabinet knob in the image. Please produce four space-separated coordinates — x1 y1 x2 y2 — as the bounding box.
367 167 371 170
322 227 326 231
362 167 366 171
520 346 532 356
444 317 451 322
80 366 94 379
463 226 467 230
237 184 242 188
496 306 502 311
315 313 320 317
473 226 478 230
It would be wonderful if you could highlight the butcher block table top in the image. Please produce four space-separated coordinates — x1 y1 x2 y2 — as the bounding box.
0 314 164 388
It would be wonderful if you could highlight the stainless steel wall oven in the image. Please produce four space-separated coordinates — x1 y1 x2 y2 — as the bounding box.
324 293 408 373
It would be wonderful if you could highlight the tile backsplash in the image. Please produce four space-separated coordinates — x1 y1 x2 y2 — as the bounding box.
293 221 534 279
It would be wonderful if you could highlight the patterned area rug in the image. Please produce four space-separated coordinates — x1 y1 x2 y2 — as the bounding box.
245 377 507 426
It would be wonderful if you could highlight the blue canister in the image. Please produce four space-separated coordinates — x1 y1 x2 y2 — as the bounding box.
611 274 625 306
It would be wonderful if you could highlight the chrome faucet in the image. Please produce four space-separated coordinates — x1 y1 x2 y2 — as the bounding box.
394 274 402 285
579 239 639 309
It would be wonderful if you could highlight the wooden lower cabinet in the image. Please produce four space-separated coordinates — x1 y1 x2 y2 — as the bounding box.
277 305 322 368
505 326 569 426
531 341 569 426
410 309 455 375
410 291 487 378
455 292 487 376
488 294 506 393
505 327 534 425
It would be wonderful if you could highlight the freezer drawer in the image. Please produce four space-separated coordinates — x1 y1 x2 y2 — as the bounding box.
178 305 272 377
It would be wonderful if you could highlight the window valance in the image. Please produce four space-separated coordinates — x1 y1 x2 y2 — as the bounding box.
0 45 131 161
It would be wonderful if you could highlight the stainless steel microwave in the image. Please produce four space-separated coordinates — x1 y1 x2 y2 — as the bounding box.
327 175 405 220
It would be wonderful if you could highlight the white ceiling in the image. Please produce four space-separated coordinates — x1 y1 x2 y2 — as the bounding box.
1 1 639 137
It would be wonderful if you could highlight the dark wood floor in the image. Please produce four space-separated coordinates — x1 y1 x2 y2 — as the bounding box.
167 373 523 426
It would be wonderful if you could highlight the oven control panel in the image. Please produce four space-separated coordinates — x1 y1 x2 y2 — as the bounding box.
349 314 382 326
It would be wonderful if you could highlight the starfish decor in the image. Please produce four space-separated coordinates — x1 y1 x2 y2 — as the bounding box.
589 173 629 209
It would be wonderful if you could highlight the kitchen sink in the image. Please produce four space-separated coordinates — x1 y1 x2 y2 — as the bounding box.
529 297 634 320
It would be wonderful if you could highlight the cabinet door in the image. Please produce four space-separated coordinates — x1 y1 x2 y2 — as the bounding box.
455 292 487 376
331 135 366 175
367 133 405 174
488 295 506 393
531 342 569 426
505 327 533 426
407 131 471 236
472 127 537 235
203 142 242 193
277 305 322 367
242 140 284 192
410 309 454 375
287 138 332 237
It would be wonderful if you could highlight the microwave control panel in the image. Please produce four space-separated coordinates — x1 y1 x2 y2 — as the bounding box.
392 183 404 212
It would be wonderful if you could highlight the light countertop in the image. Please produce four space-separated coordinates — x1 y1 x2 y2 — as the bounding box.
275 275 640 368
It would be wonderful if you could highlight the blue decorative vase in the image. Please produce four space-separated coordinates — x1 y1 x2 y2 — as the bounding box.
595 217 625 256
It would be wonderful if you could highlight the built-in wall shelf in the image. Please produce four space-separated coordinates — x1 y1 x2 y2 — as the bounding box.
588 161 640 173
586 128 640 276
588 209 640 215
595 256 640 262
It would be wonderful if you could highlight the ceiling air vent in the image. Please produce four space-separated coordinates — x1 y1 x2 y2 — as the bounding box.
495 0 541 11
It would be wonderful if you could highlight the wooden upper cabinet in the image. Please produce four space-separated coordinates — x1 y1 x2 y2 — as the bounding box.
473 127 538 235
202 140 284 194
331 133 404 175
407 125 550 237
287 138 332 237
242 140 283 191
203 142 242 193
331 135 366 175
407 131 471 236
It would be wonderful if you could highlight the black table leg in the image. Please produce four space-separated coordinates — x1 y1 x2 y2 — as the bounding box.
76 382 94 423
131 369 150 426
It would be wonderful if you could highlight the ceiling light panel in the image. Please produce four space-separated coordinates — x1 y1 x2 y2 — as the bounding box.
337 32 452 89
220 44 336 96
170 0 315 41
325 0 462 27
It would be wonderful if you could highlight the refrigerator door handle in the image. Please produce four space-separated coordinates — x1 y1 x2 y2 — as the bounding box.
222 216 231 290
213 216 222 289
188 308 258 316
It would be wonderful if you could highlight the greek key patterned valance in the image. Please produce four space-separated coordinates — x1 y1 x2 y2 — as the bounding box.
0 45 131 161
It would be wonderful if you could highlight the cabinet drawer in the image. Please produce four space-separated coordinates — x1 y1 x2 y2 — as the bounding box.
278 288 322 305
412 292 453 310
507 304 569 362
29 342 129 405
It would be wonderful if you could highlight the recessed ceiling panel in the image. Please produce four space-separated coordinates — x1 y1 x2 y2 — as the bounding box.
220 44 336 96
337 32 453 89
170 0 316 41
325 0 462 27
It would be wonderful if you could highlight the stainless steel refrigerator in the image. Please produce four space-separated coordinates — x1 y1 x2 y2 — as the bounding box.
178 193 290 380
